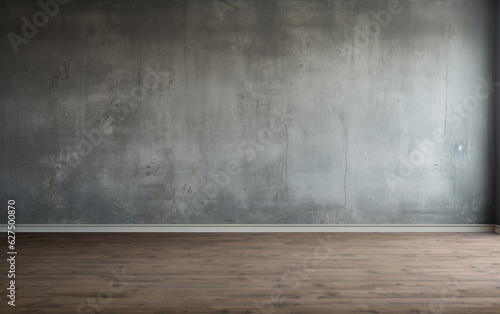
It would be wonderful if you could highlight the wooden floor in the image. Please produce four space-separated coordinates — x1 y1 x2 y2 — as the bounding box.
1 233 500 313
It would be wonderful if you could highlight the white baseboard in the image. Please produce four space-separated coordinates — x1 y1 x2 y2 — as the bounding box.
0 224 496 233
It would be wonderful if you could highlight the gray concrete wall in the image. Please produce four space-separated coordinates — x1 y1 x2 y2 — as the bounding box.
0 0 495 224
495 0 500 226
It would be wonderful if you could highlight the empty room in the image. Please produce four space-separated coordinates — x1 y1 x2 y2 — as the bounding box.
1 0 500 313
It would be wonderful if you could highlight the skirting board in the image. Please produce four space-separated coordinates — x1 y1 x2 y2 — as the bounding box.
496 225 500 234
0 224 497 233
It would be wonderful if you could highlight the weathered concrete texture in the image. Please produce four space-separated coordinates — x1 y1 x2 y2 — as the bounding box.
493 0 500 228
0 0 495 224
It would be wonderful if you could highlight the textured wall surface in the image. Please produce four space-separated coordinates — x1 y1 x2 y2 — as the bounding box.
0 0 495 224
496 0 500 226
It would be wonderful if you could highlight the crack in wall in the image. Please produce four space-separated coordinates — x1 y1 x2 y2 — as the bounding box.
138 30 143 123
284 126 288 200
184 2 189 142
342 111 348 210
444 18 450 132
